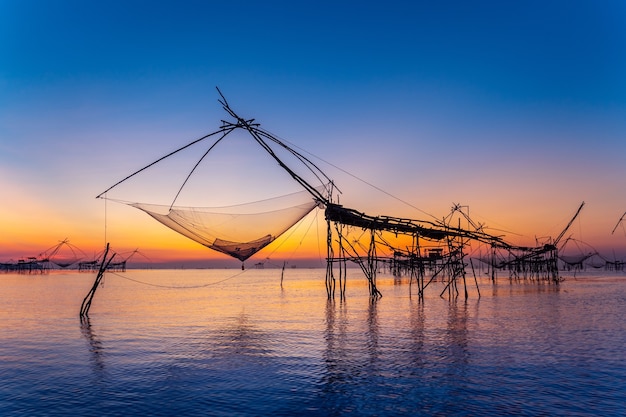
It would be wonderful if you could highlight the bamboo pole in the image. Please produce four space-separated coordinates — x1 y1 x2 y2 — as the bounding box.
80 243 116 318
470 258 481 298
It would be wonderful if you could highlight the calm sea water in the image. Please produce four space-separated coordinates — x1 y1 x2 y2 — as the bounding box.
1 268 625 416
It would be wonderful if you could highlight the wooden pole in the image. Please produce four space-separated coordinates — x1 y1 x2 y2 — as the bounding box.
470 258 481 298
280 261 286 289
80 243 116 318
325 219 334 299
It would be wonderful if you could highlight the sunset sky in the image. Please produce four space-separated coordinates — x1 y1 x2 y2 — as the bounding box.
1 1 625 267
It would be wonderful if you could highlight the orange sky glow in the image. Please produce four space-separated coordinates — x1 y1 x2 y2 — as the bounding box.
2 2 625 267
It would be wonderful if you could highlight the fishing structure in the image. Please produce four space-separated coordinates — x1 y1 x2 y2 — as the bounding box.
95 89 586 300
0 239 137 273
605 212 626 271
0 239 86 273
0 257 47 273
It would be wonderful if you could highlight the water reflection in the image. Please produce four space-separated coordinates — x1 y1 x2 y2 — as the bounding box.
80 316 105 375
407 299 426 369
365 298 381 370
490 278 562 297
322 300 350 387
445 301 470 365
8 270 620 416
211 313 272 358
441 300 470 390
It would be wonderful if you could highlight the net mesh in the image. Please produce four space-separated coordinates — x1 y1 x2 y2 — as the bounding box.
40 239 86 268
129 189 322 261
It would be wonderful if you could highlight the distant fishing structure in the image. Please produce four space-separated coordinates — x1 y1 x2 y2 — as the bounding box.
0 239 86 272
95 89 588 300
0 239 139 274
604 211 626 271
77 248 146 272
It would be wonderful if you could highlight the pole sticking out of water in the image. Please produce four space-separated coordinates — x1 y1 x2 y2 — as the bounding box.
80 243 116 319
470 258 481 298
280 261 286 289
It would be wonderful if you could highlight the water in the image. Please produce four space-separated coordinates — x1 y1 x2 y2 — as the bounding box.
1 269 625 416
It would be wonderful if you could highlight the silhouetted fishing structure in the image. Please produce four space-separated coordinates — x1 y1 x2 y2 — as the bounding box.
40 238 87 268
0 239 87 273
0 257 47 273
95 89 589 300
77 248 146 272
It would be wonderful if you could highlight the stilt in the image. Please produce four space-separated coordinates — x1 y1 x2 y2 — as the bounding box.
80 243 116 318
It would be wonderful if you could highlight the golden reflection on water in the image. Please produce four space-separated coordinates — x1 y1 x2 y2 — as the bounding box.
1 269 625 415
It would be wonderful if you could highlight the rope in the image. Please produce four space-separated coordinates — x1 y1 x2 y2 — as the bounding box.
260 126 440 221
95 126 235 199
288 207 321 261
101 188 321 211
106 269 248 289
315 209 325 266
264 207 320 260
169 128 233 210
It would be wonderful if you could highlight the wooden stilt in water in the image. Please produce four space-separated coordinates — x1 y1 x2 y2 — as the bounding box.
280 261 286 288
470 258 481 298
325 219 335 299
80 243 116 318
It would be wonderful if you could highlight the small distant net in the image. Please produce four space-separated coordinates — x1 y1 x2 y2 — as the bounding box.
559 254 595 266
128 188 323 262
40 239 86 268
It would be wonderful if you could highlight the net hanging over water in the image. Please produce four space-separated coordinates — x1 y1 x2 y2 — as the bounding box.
128 189 322 262
97 89 335 263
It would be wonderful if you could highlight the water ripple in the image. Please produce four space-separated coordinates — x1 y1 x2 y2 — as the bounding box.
1 271 625 416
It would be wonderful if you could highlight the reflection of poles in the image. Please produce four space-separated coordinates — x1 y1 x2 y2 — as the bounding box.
80 243 116 318
443 301 470 382
470 258 481 298
80 316 105 373
366 296 380 371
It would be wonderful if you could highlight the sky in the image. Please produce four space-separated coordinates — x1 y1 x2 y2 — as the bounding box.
1 0 626 267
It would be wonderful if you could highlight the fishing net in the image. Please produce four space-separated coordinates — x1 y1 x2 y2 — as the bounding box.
40 239 86 268
558 254 595 266
128 188 323 261
98 92 335 263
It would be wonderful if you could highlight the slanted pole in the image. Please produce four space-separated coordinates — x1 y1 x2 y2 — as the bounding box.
80 243 116 318
470 258 481 298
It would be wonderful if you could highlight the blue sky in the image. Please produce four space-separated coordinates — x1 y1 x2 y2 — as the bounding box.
1 1 625 262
